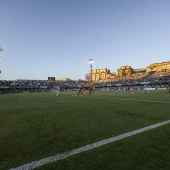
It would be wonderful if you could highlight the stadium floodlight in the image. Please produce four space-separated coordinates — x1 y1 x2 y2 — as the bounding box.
0 47 3 74
88 59 94 82
0 47 3 57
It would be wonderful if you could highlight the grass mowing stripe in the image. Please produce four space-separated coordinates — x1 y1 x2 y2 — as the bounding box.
10 120 170 170
86 96 170 104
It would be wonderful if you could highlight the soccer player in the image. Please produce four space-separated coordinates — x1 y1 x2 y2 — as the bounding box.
77 85 83 96
89 86 93 95
55 86 60 96
93 86 95 93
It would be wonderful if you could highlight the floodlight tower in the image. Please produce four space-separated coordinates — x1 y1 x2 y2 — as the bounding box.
88 59 94 82
0 47 3 74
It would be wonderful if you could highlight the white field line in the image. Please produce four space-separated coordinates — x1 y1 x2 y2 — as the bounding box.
84 96 170 104
10 120 170 170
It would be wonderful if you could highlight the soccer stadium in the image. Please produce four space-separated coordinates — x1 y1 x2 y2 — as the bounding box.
0 59 170 170
1 1 170 170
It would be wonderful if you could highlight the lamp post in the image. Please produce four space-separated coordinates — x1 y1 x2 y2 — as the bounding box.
0 47 3 57
88 59 94 82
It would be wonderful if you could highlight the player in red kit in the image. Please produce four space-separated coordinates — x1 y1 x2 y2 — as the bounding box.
89 86 93 95
77 85 83 96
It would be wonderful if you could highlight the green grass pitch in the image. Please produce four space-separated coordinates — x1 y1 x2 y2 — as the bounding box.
0 90 170 170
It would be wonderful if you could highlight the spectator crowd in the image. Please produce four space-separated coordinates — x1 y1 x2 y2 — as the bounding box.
0 69 170 94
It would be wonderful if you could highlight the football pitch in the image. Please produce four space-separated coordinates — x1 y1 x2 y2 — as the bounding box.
0 90 170 170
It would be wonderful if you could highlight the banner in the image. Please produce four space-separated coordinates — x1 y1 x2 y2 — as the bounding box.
85 74 91 80
143 88 156 90
140 82 149 84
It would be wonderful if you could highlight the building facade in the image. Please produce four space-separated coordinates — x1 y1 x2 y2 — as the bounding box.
86 68 112 82
117 66 134 76
48 77 71 81
133 68 146 74
117 66 147 76
55 78 70 81
146 61 170 72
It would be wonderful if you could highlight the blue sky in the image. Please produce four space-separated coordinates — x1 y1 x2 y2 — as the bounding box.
0 0 170 80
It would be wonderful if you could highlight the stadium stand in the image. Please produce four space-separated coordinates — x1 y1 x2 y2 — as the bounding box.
0 69 170 94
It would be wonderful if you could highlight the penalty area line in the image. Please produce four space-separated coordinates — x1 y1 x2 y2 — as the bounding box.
10 120 170 170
